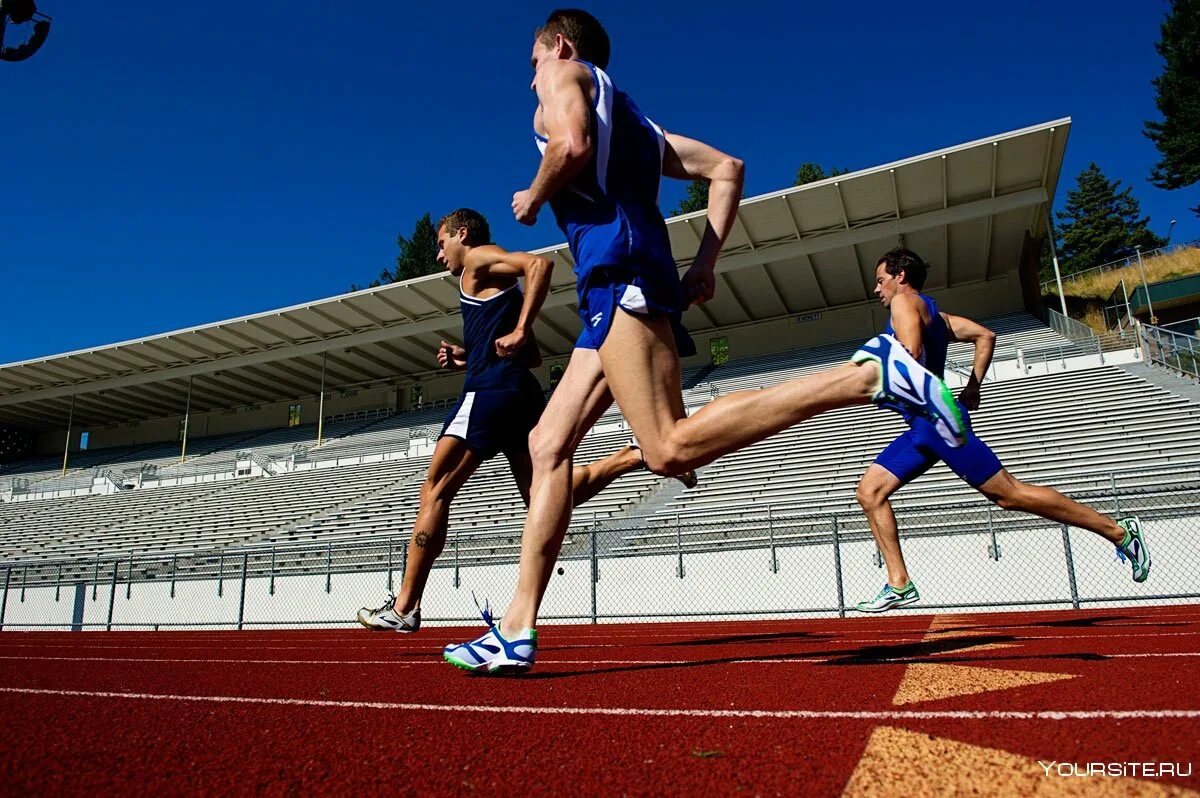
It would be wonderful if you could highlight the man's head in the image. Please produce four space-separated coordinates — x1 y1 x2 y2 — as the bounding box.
531 8 610 79
437 208 491 276
874 247 928 307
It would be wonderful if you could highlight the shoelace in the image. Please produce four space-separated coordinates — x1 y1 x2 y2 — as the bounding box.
370 593 396 614
472 591 496 629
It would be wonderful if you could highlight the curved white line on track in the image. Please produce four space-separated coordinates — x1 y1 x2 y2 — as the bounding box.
0 687 1198 720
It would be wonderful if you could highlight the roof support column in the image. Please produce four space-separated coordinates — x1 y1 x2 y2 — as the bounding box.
316 352 328 448
60 394 76 477
180 376 194 463
1045 211 1068 318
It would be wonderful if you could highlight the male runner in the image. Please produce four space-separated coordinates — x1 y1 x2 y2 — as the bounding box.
357 208 693 632
442 10 967 673
853 247 1150 612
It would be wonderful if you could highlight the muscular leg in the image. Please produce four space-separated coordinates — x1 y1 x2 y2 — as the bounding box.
393 436 482 614
506 442 642 508
855 465 910 589
501 349 614 635
977 469 1124 544
598 310 879 476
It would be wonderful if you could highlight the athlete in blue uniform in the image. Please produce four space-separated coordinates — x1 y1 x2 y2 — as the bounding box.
854 248 1151 612
358 208 692 632
443 11 966 673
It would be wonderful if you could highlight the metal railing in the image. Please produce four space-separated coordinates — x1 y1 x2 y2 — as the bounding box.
3 462 1197 631
1140 322 1200 381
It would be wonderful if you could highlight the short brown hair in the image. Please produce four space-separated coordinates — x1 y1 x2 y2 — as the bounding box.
535 9 610 70
438 208 491 247
877 247 929 290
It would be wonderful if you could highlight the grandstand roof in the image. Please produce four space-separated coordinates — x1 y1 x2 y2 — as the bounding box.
0 118 1070 430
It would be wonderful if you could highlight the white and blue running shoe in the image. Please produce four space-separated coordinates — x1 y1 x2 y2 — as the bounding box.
1115 516 1151 583
855 581 921 613
443 597 537 674
852 334 967 448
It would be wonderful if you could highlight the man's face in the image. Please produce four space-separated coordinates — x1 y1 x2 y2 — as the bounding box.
437 225 466 276
529 35 561 91
874 263 904 307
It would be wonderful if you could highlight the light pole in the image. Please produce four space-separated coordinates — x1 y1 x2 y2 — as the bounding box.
1136 245 1158 326
1165 219 1177 247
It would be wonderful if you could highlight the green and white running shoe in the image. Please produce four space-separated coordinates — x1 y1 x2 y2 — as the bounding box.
855 581 920 613
1116 517 1151 583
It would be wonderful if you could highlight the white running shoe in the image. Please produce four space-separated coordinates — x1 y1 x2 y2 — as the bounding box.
852 334 967 447
443 597 536 673
356 594 421 633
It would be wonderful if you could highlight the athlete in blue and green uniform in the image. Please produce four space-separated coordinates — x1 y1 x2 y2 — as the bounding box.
854 248 1150 612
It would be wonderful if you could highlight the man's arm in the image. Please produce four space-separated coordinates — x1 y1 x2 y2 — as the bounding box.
662 132 745 305
467 246 555 358
943 312 996 411
512 60 593 225
889 294 926 362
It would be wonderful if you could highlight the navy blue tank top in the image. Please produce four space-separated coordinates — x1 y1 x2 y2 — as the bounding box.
884 293 949 379
459 282 535 391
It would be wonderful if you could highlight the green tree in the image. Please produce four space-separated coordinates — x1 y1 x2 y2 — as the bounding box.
1054 163 1167 274
794 162 849 186
671 179 710 215
350 212 443 291
1144 0 1200 217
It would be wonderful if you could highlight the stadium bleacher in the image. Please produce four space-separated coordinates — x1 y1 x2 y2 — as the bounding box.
2 312 1190 566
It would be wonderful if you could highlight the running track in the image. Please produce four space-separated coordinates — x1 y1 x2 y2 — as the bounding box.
2 605 1199 795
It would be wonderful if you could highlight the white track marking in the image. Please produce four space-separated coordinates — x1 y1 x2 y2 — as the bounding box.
0 687 1198 721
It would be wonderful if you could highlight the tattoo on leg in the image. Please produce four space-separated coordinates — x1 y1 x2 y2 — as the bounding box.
414 531 430 549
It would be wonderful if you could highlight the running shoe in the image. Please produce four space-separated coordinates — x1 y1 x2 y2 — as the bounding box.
356 594 421 633
851 334 967 447
443 597 537 673
855 581 921 613
1115 517 1151 583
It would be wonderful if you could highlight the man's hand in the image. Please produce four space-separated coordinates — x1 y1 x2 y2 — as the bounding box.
512 190 541 226
682 263 716 305
495 328 528 359
436 340 467 370
958 380 981 412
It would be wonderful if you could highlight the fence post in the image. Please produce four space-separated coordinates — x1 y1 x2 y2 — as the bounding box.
325 543 332 594
125 552 134 600
401 540 409 583
675 514 684 579
55 564 62 602
453 530 460 589
92 555 100 601
269 547 276 596
170 554 177 599
832 515 845 618
106 560 118 631
590 526 599 625
237 552 249 631
1110 473 1122 517
0 567 10 631
20 566 26 603
387 540 394 594
986 506 1001 560
768 505 778 574
1060 525 1081 610
217 552 224 598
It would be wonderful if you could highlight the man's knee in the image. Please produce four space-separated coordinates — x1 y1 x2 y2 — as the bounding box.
856 477 888 509
639 440 688 477
981 481 1022 511
528 424 572 471
421 474 459 505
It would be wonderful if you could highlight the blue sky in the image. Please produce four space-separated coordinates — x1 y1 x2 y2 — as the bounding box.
3 0 1196 363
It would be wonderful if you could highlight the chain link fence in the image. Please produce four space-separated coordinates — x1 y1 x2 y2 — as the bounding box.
2 463 1198 631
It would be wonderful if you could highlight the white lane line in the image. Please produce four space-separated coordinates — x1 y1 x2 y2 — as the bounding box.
0 687 1198 721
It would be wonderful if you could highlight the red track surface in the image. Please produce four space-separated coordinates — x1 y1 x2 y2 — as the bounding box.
2 605 1199 795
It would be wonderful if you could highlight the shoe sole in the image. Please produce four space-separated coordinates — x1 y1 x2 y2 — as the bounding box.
855 595 920 613
443 652 532 674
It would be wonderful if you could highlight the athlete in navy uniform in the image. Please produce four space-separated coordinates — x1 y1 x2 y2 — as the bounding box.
854 248 1150 612
443 11 968 673
358 208 693 632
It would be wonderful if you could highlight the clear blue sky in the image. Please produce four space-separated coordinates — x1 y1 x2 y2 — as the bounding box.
3 0 1196 364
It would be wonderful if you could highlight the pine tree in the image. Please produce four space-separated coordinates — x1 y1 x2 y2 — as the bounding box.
670 179 710 215
1054 164 1167 274
1144 0 1200 217
794 162 849 186
350 213 443 290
